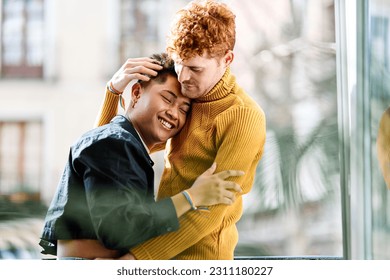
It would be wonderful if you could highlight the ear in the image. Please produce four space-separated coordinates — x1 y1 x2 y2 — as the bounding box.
224 50 234 67
130 83 142 108
131 83 142 100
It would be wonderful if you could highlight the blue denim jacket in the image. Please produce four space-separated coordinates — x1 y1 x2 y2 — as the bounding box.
39 116 179 255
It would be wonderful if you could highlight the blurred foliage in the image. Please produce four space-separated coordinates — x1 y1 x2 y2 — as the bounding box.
243 1 339 213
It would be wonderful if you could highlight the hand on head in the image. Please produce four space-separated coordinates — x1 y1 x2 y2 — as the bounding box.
110 57 163 93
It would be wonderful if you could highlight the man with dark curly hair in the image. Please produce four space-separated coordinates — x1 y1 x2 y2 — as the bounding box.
96 0 266 260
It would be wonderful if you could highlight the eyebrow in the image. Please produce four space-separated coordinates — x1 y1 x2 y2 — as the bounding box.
176 61 203 69
187 65 203 70
164 90 191 107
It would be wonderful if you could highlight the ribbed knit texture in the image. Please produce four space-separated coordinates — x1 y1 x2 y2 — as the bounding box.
94 88 120 128
96 68 266 259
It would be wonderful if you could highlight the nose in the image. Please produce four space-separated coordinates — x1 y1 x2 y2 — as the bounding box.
166 106 179 121
177 65 190 83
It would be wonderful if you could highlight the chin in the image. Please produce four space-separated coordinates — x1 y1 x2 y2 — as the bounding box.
184 91 203 99
157 134 171 143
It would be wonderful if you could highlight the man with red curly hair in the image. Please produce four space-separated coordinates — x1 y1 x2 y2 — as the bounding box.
96 0 266 260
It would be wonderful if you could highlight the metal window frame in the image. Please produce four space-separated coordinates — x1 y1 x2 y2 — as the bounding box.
335 0 375 260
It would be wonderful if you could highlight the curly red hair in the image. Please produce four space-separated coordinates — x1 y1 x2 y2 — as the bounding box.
167 0 236 60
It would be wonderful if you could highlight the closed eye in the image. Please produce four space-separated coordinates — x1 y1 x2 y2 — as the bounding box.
180 107 190 115
162 95 173 103
190 67 202 72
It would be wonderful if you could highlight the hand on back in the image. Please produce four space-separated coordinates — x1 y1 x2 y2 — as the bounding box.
187 163 244 207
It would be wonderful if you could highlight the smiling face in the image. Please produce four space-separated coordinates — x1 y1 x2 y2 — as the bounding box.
127 74 191 150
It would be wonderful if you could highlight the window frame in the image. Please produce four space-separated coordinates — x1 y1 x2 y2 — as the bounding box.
0 0 45 78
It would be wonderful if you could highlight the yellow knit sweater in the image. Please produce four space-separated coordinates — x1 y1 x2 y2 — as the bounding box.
96 68 266 259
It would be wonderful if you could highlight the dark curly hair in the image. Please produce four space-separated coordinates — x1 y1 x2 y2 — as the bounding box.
138 53 177 88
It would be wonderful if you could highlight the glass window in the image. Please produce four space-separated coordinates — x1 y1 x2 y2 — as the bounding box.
339 0 390 260
1 0 44 78
367 0 390 260
0 121 43 200
231 0 343 258
0 121 45 259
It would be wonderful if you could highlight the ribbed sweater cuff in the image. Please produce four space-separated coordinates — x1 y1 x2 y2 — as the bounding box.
94 89 119 127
